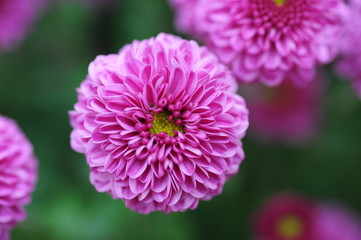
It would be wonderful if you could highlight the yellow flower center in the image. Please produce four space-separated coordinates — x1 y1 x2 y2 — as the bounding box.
274 0 287 6
276 215 303 239
150 111 183 136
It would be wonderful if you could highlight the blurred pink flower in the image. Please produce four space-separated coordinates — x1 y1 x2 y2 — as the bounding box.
0 116 37 240
69 33 249 214
242 77 321 144
0 226 9 240
169 0 198 34
0 0 42 51
254 194 317 240
170 0 348 86
316 205 361 240
337 0 361 98
254 194 361 240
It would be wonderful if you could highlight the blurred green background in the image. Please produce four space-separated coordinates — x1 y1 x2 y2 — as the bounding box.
0 0 360 239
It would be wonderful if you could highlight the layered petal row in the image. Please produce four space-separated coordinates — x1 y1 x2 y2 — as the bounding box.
170 0 348 86
0 116 37 240
337 0 361 98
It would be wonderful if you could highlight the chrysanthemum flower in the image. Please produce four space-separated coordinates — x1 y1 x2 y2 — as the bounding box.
169 0 198 34
69 33 249 214
0 226 9 240
254 194 361 240
254 194 317 240
337 0 361 98
316 205 361 240
0 115 37 240
170 0 348 86
0 0 42 51
242 77 321 144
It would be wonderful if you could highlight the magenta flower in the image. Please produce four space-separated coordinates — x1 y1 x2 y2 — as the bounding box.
254 194 361 240
170 0 348 86
242 77 321 144
69 33 249 214
315 205 361 240
0 116 37 240
337 0 361 98
254 194 317 240
0 226 9 240
169 0 198 34
0 0 42 51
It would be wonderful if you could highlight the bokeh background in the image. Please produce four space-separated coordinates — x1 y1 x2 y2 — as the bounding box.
0 0 360 239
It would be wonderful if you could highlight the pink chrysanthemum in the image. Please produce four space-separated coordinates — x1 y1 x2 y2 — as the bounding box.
254 194 317 240
0 116 37 240
242 77 321 144
0 226 9 240
170 0 348 86
0 0 42 51
169 0 198 34
337 0 361 98
315 205 361 240
254 194 361 240
69 33 249 214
